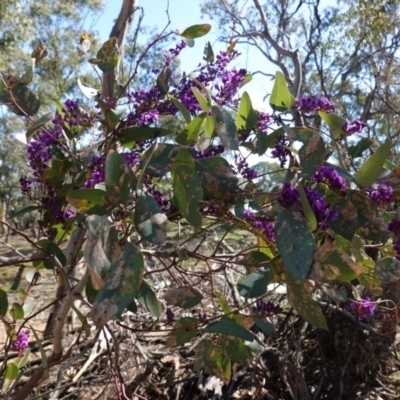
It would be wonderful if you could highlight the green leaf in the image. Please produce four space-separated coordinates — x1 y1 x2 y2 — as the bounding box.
172 149 203 226
237 268 271 298
204 320 254 341
194 339 231 384
17 348 31 368
67 189 111 215
10 302 24 320
319 111 346 140
298 183 317 231
176 114 206 144
157 66 172 95
195 156 239 201
93 37 119 72
167 317 198 347
191 87 210 111
0 289 8 317
26 112 53 140
32 239 66 270
4 362 19 380
326 193 357 241
168 95 191 124
203 41 215 62
285 273 328 330
269 71 295 112
375 257 400 282
240 73 253 88
31 326 49 379
292 128 325 177
348 138 374 159
137 281 163 317
135 190 167 244
145 143 195 178
9 205 43 219
220 336 251 366
19 62 34 86
309 240 365 282
71 303 91 338
348 191 385 241
257 127 284 156
211 105 239 150
163 286 203 308
84 215 119 287
0 81 40 116
236 91 258 131
354 140 392 187
120 126 171 145
275 209 315 282
105 151 132 204
254 318 277 337
204 115 215 137
91 242 144 329
181 24 211 39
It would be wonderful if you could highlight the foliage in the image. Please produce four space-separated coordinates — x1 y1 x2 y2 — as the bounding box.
0 3 400 397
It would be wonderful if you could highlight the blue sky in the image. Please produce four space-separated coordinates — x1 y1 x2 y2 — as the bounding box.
91 0 274 112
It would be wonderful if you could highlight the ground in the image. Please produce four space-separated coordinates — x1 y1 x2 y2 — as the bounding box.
1 234 400 400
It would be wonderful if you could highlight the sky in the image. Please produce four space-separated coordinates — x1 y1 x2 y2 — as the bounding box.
91 0 274 112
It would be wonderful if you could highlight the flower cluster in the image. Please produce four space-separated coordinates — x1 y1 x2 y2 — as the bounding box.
343 118 366 134
388 218 400 260
312 166 346 192
295 97 334 114
193 145 224 160
19 176 32 195
237 159 258 180
12 330 29 353
367 184 394 205
277 182 338 230
85 155 105 188
255 112 271 133
243 208 274 239
277 182 300 209
350 297 376 319
62 99 94 132
165 40 187 66
126 86 160 127
255 299 281 314
171 50 246 114
305 186 339 229
271 135 292 168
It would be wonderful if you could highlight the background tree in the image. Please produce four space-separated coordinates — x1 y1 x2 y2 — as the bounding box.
201 0 400 160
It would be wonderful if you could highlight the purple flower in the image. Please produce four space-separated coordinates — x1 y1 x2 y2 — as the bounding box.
19 176 32 195
255 112 271 132
271 135 292 168
343 119 366 134
350 297 376 319
256 299 281 314
277 183 338 229
367 184 394 205
394 237 400 260
277 182 300 209
12 330 29 353
388 218 400 236
243 209 275 239
296 97 334 114
193 145 225 160
304 186 339 230
312 166 346 191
